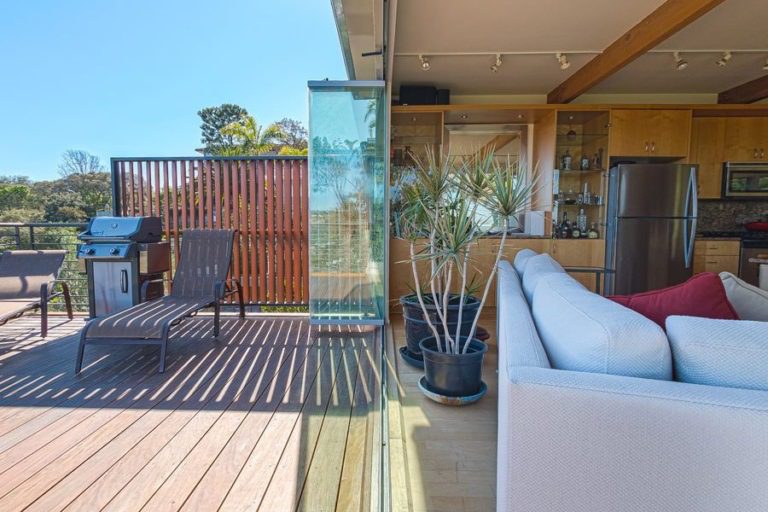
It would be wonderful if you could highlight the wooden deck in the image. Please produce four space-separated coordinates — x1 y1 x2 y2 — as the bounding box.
387 313 498 512
0 314 380 512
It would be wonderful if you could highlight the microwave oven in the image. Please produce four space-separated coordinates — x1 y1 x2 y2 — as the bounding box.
722 162 768 199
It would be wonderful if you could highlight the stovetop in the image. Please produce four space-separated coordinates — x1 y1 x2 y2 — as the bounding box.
699 230 768 240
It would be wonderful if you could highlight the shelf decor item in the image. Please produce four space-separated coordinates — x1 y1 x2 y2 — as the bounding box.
398 146 534 403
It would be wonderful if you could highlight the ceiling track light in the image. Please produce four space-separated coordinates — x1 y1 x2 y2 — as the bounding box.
556 52 570 70
716 51 732 67
490 53 503 73
418 54 431 71
673 51 688 71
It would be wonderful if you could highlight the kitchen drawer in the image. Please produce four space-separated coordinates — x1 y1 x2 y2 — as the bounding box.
695 240 741 256
693 254 740 275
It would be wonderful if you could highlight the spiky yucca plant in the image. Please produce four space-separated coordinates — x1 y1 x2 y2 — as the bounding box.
399 146 534 354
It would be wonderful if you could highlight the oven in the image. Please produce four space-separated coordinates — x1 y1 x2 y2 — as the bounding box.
722 162 768 199
740 238 768 288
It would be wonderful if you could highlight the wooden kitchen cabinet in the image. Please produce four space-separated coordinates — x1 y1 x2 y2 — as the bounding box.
723 117 768 161
551 239 606 291
693 239 741 275
690 117 726 199
609 109 692 157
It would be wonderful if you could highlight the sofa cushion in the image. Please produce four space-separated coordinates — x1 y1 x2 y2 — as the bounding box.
609 272 739 328
521 253 565 304
720 272 768 322
512 248 538 276
497 262 550 371
666 315 768 391
533 272 672 380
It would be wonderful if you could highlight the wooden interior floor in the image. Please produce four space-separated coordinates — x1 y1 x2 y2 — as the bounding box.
387 312 498 512
0 314 380 512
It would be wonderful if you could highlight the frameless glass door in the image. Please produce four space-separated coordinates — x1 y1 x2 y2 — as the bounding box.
308 81 387 324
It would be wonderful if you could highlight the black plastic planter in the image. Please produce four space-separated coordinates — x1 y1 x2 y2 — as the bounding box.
399 294 480 360
419 336 487 398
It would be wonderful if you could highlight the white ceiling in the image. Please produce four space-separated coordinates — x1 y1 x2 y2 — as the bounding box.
392 0 768 97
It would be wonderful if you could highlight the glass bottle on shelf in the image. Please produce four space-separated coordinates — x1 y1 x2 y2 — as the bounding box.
588 223 600 239
561 150 572 171
577 208 588 232
580 155 590 170
560 212 572 239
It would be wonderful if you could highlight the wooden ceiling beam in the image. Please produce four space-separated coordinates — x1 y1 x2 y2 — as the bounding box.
718 75 768 104
478 133 519 156
547 0 725 104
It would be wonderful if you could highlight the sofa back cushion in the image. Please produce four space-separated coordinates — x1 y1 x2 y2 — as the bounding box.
533 272 673 380
513 248 538 276
521 253 565 304
666 315 768 391
609 272 739 328
720 272 768 322
497 261 550 371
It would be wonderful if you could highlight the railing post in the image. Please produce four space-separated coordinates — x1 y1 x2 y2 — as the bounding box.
13 226 21 249
28 226 35 250
111 158 122 216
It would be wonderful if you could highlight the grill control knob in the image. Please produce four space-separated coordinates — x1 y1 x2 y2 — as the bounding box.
110 248 119 256
86 248 96 255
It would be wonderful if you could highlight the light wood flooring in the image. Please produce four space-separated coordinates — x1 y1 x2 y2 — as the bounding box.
387 312 498 512
0 314 380 512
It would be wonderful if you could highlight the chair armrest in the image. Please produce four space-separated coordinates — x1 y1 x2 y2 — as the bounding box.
499 366 768 512
214 278 242 300
140 278 165 301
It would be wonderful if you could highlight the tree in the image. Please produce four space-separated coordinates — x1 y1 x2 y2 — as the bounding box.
215 115 283 156
197 104 249 155
274 118 308 151
58 149 104 177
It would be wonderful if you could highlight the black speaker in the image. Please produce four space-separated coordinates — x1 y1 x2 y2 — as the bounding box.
399 85 437 105
436 89 450 105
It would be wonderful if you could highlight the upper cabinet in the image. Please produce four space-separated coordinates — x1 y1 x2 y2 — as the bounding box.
723 117 768 161
609 109 692 157
689 117 726 200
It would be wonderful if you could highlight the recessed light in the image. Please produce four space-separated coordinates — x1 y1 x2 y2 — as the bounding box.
418 54 431 71
460 114 468 120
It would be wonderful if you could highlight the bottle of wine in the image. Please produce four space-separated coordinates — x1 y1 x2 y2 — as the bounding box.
560 212 571 239
588 222 600 239
577 208 588 232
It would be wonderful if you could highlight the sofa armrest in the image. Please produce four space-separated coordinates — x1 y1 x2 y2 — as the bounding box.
499 366 768 512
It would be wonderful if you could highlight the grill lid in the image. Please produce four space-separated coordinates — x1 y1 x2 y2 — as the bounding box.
79 216 163 242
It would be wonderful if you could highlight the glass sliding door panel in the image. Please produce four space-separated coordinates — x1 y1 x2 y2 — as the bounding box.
308 81 387 324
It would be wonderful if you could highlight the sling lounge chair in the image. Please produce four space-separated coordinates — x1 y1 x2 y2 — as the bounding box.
76 229 244 374
0 250 73 337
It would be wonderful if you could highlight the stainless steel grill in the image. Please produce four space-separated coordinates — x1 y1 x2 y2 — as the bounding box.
77 216 170 318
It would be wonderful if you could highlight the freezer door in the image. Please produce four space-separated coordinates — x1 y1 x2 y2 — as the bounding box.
616 164 697 218
610 218 693 295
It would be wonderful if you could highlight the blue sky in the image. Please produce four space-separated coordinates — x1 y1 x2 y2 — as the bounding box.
0 0 346 180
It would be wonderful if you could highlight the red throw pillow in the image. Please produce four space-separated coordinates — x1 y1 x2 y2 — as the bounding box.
608 273 740 328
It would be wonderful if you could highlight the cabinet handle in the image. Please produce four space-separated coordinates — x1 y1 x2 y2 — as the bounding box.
761 148 765 159
650 142 656 153
644 142 649 152
754 148 759 159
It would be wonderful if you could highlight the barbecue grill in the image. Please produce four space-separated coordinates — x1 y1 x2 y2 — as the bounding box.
77 216 170 318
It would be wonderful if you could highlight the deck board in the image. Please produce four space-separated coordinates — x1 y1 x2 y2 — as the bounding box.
0 315 380 512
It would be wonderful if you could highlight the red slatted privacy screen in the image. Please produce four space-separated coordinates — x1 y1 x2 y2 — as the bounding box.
113 157 309 306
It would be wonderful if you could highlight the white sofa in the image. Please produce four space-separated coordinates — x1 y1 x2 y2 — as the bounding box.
496 256 768 512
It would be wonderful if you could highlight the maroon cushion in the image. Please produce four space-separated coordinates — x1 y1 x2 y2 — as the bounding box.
608 273 740 327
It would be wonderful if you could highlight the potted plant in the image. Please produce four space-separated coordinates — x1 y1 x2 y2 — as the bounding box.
398 147 534 402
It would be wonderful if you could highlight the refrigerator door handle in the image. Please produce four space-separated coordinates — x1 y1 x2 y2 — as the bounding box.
683 168 698 268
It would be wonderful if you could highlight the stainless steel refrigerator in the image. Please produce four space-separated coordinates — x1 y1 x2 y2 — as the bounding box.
604 164 698 295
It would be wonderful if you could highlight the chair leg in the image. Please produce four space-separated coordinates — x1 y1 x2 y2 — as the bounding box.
75 336 86 374
213 301 221 338
236 281 245 318
40 301 48 338
158 339 167 374
62 283 74 320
